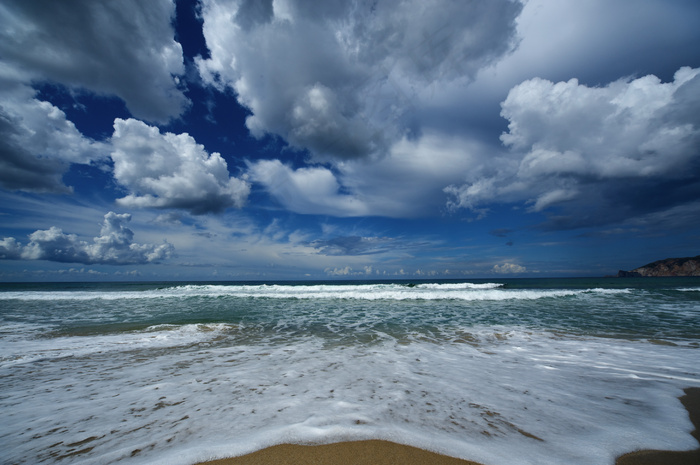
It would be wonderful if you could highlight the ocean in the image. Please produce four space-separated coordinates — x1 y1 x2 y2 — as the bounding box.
1 278 699 465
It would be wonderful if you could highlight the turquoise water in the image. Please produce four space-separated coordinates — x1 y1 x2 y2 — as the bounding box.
1 278 699 464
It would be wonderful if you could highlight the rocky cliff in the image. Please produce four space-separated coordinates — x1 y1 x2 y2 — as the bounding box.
618 255 700 277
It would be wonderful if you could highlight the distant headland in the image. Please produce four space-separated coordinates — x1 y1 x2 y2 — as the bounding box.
617 255 700 277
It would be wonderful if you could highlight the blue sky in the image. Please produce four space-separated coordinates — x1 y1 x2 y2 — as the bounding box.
1 0 699 281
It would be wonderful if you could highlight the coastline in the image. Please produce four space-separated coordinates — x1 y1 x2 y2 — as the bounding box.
196 388 700 465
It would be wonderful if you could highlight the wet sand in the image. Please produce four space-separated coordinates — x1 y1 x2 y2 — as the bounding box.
197 440 481 465
197 388 700 465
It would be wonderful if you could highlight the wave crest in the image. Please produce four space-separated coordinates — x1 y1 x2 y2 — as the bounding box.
0 282 635 302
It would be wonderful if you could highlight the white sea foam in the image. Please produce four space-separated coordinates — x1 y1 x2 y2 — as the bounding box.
1 328 697 465
0 323 234 368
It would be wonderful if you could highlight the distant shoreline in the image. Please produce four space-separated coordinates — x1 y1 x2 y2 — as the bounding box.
617 255 700 278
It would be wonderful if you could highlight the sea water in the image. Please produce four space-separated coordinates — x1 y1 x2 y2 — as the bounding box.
1 278 699 465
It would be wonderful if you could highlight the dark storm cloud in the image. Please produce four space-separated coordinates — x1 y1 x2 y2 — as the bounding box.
0 0 186 193
0 0 188 123
0 81 108 193
197 0 522 161
0 108 70 194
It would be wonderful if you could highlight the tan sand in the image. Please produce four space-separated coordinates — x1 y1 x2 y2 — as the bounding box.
196 440 482 465
197 388 700 465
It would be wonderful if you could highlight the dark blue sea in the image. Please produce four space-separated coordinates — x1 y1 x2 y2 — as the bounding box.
1 278 699 464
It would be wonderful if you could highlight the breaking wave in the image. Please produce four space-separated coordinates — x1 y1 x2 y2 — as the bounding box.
0 282 634 302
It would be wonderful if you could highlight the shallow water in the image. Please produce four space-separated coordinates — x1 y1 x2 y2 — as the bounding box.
1 278 699 464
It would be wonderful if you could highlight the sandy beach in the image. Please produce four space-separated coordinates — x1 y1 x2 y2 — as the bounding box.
197 440 481 465
197 388 700 465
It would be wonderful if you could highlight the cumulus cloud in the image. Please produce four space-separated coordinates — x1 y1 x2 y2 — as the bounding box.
0 212 173 265
247 159 367 216
249 132 488 217
111 119 250 214
492 262 526 274
324 265 377 277
0 237 22 260
336 133 490 217
0 0 186 193
0 78 108 193
324 266 355 277
0 0 188 122
197 0 521 161
446 66 700 228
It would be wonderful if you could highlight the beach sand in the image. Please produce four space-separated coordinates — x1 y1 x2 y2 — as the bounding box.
197 440 481 465
197 388 700 465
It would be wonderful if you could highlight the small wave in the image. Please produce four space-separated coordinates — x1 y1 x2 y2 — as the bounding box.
0 323 236 368
583 288 632 294
0 290 166 301
0 283 635 302
150 285 608 301
414 283 504 290
163 286 544 301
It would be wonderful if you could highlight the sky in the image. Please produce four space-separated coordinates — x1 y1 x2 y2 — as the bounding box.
1 0 699 282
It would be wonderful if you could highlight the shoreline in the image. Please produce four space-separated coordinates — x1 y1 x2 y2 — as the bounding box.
196 388 700 465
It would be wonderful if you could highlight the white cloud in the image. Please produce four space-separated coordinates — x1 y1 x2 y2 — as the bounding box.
325 266 354 277
1 212 174 265
0 0 187 193
492 262 526 274
0 79 108 193
0 237 22 259
447 67 700 226
0 0 188 122
198 0 699 225
197 0 521 161
247 159 368 216
111 119 250 214
500 68 700 178
337 133 491 217
249 131 490 217
323 265 380 277
152 213 377 277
